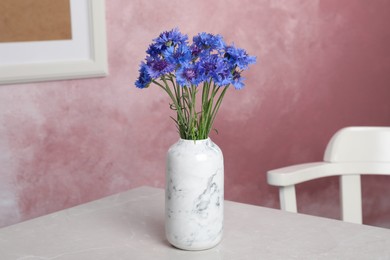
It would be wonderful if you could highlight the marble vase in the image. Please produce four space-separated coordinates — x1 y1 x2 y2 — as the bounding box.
165 138 224 250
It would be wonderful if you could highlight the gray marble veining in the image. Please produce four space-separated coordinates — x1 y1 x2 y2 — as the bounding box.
165 138 224 250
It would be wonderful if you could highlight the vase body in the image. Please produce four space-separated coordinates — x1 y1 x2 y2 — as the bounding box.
165 138 224 250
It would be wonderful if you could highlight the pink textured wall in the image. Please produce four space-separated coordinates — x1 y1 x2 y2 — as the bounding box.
1 0 390 228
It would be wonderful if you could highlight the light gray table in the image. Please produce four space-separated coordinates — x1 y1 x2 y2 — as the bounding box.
0 186 389 259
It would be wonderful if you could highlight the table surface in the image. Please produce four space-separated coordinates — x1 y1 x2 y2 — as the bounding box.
0 186 390 260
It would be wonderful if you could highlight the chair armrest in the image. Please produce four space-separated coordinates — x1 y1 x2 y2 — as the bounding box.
267 162 390 187
267 162 332 186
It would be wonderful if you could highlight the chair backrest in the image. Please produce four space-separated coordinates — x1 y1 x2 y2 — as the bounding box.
267 126 390 224
324 127 390 162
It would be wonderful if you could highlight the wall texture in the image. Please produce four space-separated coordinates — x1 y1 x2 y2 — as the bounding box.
1 0 390 228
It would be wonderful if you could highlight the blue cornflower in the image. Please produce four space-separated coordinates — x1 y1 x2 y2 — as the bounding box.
231 70 245 90
135 62 152 89
146 57 175 79
153 28 188 51
176 64 201 87
197 54 231 86
193 32 226 53
224 45 256 70
210 59 232 86
146 43 161 57
163 45 192 66
197 54 220 80
190 44 202 57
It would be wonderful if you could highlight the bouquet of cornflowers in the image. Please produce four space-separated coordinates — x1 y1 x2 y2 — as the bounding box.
135 28 256 140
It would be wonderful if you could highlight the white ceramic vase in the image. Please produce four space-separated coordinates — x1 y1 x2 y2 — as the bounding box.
165 138 224 250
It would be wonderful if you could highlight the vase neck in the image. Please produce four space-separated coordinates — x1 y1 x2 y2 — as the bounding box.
179 138 210 144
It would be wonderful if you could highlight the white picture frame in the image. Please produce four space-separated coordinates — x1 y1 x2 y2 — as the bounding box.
0 0 108 85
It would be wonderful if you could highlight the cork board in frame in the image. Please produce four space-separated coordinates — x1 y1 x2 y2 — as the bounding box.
0 0 72 43
0 0 108 85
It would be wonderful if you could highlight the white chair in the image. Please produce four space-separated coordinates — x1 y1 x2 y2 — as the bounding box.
267 126 390 224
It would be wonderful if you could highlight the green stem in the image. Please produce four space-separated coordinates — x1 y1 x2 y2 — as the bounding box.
154 79 187 138
202 83 218 138
152 77 230 140
208 85 229 135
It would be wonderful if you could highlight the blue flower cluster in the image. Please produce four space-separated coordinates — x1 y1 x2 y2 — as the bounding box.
135 28 256 90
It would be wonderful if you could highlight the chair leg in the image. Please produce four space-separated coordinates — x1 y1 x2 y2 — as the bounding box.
340 175 362 224
279 185 298 213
